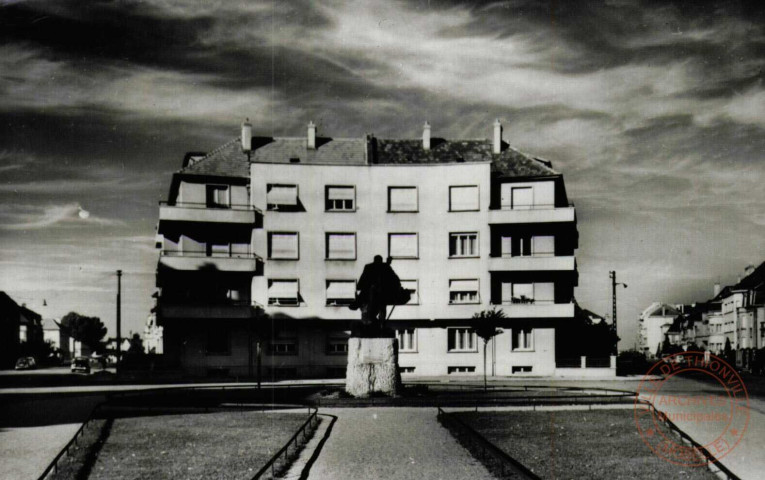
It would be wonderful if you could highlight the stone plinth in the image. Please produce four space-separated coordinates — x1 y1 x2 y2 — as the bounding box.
345 337 400 397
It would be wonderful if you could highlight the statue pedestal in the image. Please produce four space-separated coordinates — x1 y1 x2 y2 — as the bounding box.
345 336 400 397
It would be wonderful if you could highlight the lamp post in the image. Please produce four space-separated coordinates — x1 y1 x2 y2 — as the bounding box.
116 270 122 375
610 271 627 354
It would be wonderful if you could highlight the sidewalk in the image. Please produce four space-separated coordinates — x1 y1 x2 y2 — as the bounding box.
0 424 80 480
306 407 494 480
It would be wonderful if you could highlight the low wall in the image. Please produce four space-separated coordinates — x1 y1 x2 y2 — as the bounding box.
554 367 616 378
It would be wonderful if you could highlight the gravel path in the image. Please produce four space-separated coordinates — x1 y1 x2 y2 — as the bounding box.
307 407 495 480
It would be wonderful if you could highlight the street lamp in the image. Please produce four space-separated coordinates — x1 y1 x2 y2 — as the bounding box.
610 271 627 354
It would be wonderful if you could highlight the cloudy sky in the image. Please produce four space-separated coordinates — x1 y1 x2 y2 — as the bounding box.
1 0 763 348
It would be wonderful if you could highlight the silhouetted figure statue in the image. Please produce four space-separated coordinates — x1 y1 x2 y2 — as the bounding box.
350 255 410 332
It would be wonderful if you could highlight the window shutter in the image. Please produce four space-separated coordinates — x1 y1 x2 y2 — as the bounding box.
534 283 555 303
511 187 533 209
513 283 534 300
328 187 354 200
326 281 356 299
268 185 298 205
501 236 512 256
450 186 479 211
271 233 298 259
389 233 418 257
450 279 478 292
389 187 417 211
269 280 298 299
328 234 356 259
532 236 555 256
400 280 418 303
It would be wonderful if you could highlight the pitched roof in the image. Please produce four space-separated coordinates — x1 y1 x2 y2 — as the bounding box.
179 136 557 178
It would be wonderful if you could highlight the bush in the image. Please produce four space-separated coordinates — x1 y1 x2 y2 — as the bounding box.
616 350 651 376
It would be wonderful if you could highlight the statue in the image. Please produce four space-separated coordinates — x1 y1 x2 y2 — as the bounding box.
345 255 409 397
350 255 410 333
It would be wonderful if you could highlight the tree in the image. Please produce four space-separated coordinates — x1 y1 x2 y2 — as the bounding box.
60 312 107 354
471 308 506 392
127 333 145 356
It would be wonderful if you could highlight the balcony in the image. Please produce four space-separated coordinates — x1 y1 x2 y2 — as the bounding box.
158 251 262 272
158 301 263 320
158 202 261 227
489 255 575 272
491 302 575 318
488 206 575 224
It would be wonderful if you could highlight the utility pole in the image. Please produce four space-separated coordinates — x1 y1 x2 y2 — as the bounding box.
116 269 122 375
610 271 627 354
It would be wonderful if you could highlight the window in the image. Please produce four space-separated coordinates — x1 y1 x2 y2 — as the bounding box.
532 236 555 256
400 280 419 304
326 233 356 260
206 185 230 208
388 187 418 212
534 282 555 304
450 233 478 257
449 185 479 211
19 325 27 343
268 280 299 306
448 328 477 352
448 366 476 374
327 333 349 355
505 283 533 304
512 327 534 351
326 186 355 211
396 329 417 352
326 280 356 306
389 233 418 259
226 289 241 301
266 184 298 210
512 366 533 374
399 366 416 374
270 341 298 355
206 328 230 355
449 279 479 304
519 237 532 256
501 236 512 257
268 232 299 260
510 186 533 209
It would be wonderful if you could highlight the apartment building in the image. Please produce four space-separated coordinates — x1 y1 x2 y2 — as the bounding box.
154 120 579 378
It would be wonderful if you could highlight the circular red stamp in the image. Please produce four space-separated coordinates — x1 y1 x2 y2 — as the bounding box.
634 351 749 467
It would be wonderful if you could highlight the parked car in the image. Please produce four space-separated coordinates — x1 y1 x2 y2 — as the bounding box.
71 357 91 374
14 356 36 370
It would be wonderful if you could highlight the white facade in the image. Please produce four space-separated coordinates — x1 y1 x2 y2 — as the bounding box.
155 125 580 378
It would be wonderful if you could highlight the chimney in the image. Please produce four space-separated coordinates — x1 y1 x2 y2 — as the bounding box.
493 119 503 154
307 121 317 150
422 121 431 151
714 283 721 297
241 118 252 152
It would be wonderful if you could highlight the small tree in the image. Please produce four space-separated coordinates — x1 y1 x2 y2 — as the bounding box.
60 312 107 354
472 308 506 392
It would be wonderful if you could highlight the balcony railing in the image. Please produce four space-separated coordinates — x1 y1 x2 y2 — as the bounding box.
160 201 261 212
488 205 576 224
489 255 576 271
158 201 261 227
489 301 575 318
159 250 262 272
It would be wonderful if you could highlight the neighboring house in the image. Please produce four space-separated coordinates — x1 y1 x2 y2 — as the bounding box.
143 313 164 354
42 318 71 360
0 292 44 368
654 262 764 370
155 120 581 378
713 264 765 368
638 302 681 358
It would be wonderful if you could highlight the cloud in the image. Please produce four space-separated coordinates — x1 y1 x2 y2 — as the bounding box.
0 202 122 230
